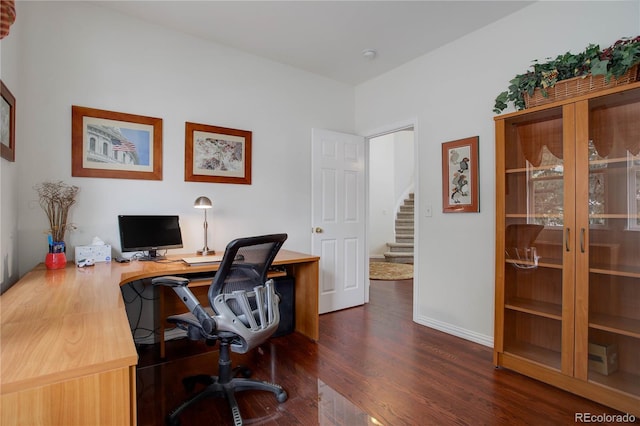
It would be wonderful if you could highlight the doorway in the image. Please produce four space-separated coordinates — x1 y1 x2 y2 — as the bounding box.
368 128 415 263
366 124 417 311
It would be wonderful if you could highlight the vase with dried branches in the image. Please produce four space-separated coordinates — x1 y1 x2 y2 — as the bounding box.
34 181 79 269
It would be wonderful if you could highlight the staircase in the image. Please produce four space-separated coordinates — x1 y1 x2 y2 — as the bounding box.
384 193 414 263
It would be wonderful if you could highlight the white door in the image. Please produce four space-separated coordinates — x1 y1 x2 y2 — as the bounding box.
311 128 366 314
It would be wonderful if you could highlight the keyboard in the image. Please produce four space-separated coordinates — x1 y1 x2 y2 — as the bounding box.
181 255 223 265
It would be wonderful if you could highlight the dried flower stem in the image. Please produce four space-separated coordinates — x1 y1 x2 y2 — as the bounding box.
34 181 79 242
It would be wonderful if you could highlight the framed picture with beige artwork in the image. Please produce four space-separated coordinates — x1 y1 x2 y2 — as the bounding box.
185 122 252 185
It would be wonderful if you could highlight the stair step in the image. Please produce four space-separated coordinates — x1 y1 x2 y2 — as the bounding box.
388 242 413 247
383 252 414 263
399 205 414 213
387 242 413 253
395 225 414 233
395 233 414 239
396 236 414 243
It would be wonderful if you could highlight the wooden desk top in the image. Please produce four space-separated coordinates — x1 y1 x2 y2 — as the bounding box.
117 249 319 285
0 249 318 395
0 263 139 395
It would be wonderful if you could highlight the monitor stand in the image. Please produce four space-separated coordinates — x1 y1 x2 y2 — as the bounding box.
139 249 166 261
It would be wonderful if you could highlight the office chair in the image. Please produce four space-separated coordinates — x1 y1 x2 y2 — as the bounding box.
152 233 288 426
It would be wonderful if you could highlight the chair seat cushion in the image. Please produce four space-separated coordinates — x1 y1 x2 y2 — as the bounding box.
168 307 216 340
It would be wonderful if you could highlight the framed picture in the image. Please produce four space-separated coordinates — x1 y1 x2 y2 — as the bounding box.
1 80 16 162
185 122 252 185
71 106 162 180
442 136 479 213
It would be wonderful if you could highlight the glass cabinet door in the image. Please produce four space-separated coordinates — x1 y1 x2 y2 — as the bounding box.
580 88 640 396
501 106 573 373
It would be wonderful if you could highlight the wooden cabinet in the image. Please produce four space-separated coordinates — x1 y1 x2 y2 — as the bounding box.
494 83 640 416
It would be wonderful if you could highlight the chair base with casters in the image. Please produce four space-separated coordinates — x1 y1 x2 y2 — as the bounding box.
166 333 287 426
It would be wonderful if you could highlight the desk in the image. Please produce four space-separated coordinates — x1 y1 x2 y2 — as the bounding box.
0 249 319 426
121 250 320 357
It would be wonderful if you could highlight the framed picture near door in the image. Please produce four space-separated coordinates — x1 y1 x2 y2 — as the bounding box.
441 136 479 213
1 80 16 162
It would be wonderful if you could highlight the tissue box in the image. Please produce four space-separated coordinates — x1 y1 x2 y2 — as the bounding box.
588 342 618 375
75 245 112 263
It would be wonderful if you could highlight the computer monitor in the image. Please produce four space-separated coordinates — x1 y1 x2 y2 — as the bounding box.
118 215 183 260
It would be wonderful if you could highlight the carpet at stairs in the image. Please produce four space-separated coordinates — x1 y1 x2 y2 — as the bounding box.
369 262 413 280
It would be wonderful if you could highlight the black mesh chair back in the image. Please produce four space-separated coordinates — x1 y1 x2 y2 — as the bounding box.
208 234 287 353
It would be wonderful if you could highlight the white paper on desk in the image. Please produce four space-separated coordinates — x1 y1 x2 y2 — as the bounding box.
182 255 223 265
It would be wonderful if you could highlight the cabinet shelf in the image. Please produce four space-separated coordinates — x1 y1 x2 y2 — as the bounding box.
505 258 562 270
505 298 562 320
505 165 563 174
504 213 563 219
589 264 640 279
504 341 561 371
589 313 640 339
589 370 640 398
589 213 639 219
590 156 638 167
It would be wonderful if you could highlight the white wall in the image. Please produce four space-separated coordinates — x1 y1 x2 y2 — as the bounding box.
368 134 395 256
0 11 21 293
393 130 414 201
6 1 354 277
355 1 640 345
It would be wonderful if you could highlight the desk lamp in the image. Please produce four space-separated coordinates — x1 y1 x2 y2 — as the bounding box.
194 196 214 255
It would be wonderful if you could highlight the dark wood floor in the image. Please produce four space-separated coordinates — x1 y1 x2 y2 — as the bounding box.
136 279 630 425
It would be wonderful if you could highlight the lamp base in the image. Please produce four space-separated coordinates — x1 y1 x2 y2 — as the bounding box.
197 248 215 256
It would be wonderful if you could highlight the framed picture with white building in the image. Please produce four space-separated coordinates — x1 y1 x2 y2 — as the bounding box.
71 105 163 180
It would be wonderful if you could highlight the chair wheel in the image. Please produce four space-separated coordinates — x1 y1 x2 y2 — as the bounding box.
234 366 252 378
276 390 288 403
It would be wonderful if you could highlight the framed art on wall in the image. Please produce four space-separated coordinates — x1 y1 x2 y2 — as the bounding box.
71 105 163 180
1 80 16 162
185 122 252 185
442 136 479 213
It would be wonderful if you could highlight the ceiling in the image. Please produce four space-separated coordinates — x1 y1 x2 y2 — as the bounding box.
95 1 533 85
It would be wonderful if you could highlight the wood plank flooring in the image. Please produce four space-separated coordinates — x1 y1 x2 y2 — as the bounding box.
136 279 632 425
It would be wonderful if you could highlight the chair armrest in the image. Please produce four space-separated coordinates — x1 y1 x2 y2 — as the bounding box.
151 276 190 287
152 275 216 334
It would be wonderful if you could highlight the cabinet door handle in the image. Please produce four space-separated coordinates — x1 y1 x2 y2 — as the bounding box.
565 227 571 252
580 228 586 253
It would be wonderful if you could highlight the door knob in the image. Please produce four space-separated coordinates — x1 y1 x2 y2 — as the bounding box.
314 227 323 233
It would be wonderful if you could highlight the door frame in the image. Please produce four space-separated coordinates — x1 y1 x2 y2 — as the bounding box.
363 118 419 315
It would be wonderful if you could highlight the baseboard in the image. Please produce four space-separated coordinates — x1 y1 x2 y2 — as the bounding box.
414 314 493 348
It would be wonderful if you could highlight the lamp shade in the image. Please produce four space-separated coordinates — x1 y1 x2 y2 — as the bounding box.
194 196 212 209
